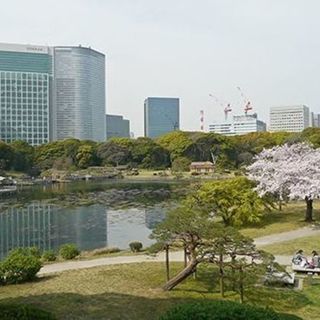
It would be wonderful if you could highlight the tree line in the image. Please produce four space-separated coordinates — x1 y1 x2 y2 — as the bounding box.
1 127 320 175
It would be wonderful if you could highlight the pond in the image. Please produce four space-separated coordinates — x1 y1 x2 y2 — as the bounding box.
0 180 190 259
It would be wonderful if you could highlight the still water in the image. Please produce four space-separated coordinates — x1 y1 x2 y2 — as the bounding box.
0 180 188 259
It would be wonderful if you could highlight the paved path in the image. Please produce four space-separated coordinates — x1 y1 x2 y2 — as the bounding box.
39 226 320 275
254 226 320 246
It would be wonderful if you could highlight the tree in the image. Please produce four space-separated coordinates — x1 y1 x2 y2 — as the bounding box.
10 140 34 171
75 145 96 169
0 141 14 170
190 177 270 227
151 204 219 291
247 143 320 222
97 141 131 166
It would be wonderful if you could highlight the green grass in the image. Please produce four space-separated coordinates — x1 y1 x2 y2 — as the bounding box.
0 262 318 320
241 201 320 239
260 235 320 256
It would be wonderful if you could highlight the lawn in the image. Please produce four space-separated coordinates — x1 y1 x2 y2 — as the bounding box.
241 201 320 239
0 262 318 320
260 234 320 256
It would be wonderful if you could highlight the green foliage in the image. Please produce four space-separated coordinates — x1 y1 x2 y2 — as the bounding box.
28 246 41 258
0 303 55 320
41 250 57 262
129 241 143 252
75 145 96 169
59 244 80 260
0 248 42 284
171 157 191 172
159 300 302 320
193 177 270 226
10 140 34 172
0 141 14 170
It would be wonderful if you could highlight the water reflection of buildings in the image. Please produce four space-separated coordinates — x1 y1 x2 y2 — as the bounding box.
0 202 107 258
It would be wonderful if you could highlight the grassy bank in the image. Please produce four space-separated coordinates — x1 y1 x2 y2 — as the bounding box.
0 262 318 320
241 201 320 239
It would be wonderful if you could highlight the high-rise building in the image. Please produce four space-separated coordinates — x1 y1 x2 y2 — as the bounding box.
144 97 179 138
209 113 266 136
106 114 130 140
0 42 107 145
269 105 310 132
0 43 52 145
53 46 106 141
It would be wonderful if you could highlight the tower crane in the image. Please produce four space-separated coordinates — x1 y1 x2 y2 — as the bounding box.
236 86 253 115
209 93 232 121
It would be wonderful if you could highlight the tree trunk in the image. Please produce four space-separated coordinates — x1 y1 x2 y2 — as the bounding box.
305 197 313 222
165 245 170 281
279 199 282 211
163 259 199 291
219 253 225 297
239 266 244 304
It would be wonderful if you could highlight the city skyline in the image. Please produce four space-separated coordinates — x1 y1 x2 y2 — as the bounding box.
1 0 320 137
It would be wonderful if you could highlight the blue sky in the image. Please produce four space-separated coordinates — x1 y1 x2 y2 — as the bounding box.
2 0 319 136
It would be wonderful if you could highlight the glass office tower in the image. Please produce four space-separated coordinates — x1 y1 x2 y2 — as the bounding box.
144 97 180 138
53 46 106 141
0 43 52 145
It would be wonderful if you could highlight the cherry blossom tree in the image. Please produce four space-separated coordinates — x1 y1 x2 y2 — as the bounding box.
247 143 320 222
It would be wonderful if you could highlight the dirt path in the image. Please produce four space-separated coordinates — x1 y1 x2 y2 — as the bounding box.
39 227 320 275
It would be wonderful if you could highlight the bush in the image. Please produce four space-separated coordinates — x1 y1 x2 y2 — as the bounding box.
129 241 143 252
28 246 42 258
159 300 303 320
41 250 57 262
59 244 80 260
0 303 55 320
91 247 120 256
0 248 42 284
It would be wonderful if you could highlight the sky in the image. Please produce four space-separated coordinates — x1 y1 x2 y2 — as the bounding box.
2 0 320 137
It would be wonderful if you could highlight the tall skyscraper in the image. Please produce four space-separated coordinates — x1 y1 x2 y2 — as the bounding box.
144 97 179 138
209 113 266 136
53 46 106 141
106 114 130 140
0 43 52 145
269 105 310 132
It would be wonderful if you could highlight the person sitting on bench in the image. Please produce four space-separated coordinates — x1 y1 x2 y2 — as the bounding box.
292 250 309 267
310 250 320 268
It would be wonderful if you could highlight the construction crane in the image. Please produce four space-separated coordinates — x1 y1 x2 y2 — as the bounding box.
209 93 232 121
236 86 253 115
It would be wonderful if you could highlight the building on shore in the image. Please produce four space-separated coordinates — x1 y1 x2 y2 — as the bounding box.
0 42 106 145
0 43 52 145
269 105 310 132
190 161 214 174
209 113 266 136
144 97 179 138
106 114 130 140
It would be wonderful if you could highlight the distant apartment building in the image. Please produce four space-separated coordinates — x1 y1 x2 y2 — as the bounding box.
53 46 106 141
144 97 179 138
269 105 310 132
0 42 106 145
209 113 266 136
106 114 130 140
0 43 52 145
312 113 320 128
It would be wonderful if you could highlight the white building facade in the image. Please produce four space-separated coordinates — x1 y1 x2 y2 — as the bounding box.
209 113 266 136
269 105 310 132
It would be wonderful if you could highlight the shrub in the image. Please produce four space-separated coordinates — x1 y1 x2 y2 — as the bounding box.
129 241 143 252
159 300 303 320
91 247 120 256
59 244 80 260
0 303 55 320
0 248 42 284
41 250 57 262
28 246 42 258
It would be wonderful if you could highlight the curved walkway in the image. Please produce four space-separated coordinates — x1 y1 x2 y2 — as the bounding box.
39 226 320 275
